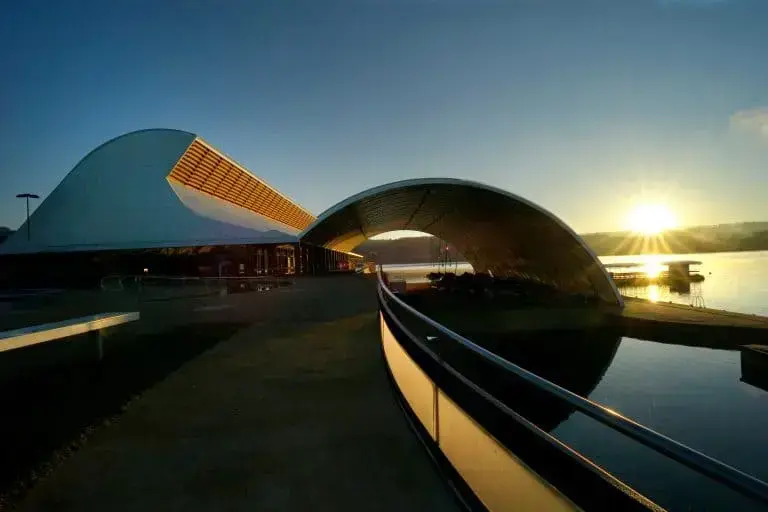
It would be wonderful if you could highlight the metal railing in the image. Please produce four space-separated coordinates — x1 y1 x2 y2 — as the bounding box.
0 312 139 357
377 270 768 507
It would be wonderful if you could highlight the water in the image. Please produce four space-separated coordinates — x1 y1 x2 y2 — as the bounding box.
384 250 768 317
381 262 474 283
384 250 768 510
553 338 768 510
601 251 768 317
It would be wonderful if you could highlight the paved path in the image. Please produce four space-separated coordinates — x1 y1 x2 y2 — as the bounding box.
16 276 458 511
621 297 768 328
618 297 768 347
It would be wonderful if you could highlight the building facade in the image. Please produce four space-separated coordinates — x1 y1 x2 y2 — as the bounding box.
0 129 357 287
1 129 618 306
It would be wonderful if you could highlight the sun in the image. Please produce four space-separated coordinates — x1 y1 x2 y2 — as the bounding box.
627 203 677 235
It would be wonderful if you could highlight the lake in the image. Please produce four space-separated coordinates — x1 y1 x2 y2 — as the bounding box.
382 250 768 510
383 250 768 317
601 251 768 317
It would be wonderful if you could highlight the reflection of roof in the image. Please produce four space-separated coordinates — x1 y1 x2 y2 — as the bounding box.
300 178 622 306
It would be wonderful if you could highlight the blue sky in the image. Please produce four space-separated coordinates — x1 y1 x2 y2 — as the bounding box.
1 0 766 233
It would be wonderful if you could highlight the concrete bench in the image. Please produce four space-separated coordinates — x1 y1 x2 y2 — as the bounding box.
0 312 140 360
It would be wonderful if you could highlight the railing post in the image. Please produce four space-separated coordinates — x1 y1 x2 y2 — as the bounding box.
92 329 104 361
425 333 441 446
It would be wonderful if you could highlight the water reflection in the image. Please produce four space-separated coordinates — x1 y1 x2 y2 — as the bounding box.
643 259 665 279
554 337 768 511
438 317 768 510
619 280 706 307
741 346 768 393
473 328 623 431
602 251 768 316
414 318 623 432
647 284 661 302
387 251 768 509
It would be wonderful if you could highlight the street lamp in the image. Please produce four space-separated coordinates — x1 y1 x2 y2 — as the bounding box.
16 193 40 241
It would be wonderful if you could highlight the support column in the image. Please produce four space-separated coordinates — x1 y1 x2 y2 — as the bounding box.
297 243 303 275
309 245 316 275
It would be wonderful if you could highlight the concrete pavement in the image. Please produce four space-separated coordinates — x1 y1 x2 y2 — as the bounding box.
14 276 458 511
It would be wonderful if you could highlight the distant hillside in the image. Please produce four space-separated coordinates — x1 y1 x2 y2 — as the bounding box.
355 237 463 264
581 222 768 256
354 222 768 262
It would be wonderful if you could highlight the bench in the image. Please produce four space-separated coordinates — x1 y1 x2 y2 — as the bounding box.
0 312 140 360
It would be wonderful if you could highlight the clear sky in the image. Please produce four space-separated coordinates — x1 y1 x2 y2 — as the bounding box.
1 0 766 233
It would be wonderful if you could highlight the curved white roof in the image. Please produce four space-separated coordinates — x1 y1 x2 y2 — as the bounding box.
300 178 622 306
1 129 311 255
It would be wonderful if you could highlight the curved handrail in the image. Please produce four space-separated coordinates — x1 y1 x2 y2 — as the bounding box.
377 270 768 505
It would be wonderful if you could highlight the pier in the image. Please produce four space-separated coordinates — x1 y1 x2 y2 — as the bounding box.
604 260 705 287
619 297 768 348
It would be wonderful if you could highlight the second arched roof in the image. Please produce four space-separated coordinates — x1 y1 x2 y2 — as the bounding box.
300 178 622 306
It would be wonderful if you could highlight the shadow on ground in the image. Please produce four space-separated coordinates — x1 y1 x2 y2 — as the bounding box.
0 322 247 507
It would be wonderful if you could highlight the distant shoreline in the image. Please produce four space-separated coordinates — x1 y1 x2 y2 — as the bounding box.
594 247 768 258
381 247 768 263
376 248 767 267
358 226 768 265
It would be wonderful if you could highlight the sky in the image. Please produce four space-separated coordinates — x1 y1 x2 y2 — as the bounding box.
1 0 766 234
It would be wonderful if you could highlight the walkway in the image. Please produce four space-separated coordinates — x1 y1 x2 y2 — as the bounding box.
15 276 458 511
619 297 768 347
621 297 768 328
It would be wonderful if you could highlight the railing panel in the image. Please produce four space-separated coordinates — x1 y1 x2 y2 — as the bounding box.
436 389 576 512
377 271 768 510
380 312 437 440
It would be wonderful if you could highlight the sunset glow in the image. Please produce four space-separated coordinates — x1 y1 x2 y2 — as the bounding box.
627 204 678 235
644 261 665 278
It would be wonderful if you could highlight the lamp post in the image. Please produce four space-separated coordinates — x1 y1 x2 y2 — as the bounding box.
15 193 40 241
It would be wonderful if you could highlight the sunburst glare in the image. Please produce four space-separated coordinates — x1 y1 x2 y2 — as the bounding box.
647 284 661 302
627 204 678 235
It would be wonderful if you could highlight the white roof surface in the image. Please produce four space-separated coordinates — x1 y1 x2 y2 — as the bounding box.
0 129 299 255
